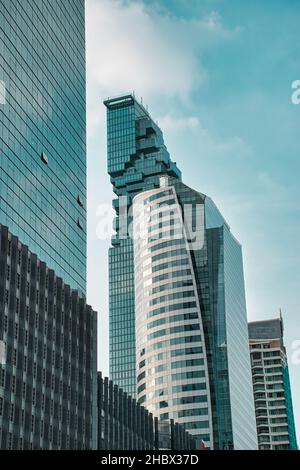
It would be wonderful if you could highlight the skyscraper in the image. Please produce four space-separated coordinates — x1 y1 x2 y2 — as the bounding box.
249 316 298 450
106 95 257 449
0 0 87 294
0 0 98 450
105 94 181 396
133 176 258 450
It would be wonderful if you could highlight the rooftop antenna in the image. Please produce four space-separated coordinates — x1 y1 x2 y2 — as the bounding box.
279 308 284 335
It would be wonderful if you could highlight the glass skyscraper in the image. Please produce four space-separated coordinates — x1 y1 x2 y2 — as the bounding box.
105 94 181 396
0 0 98 450
0 0 87 294
106 95 258 448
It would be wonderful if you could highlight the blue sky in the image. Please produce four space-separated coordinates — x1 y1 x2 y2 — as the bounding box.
85 0 300 439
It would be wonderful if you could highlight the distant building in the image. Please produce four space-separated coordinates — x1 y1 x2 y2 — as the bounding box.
97 373 195 450
0 225 97 449
249 315 298 450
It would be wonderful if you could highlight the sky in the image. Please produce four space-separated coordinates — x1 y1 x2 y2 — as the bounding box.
85 0 300 439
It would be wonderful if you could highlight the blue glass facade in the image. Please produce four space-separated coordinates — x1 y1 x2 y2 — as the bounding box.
0 0 86 293
283 366 298 449
105 94 181 395
170 180 257 448
222 225 258 449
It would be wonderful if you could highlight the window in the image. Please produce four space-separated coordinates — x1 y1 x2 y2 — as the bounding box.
11 375 16 393
173 382 206 393
252 352 261 360
10 404 14 421
13 349 17 366
41 152 48 164
8 433 12 450
77 195 84 207
4 315 8 331
185 421 209 430
0 369 5 387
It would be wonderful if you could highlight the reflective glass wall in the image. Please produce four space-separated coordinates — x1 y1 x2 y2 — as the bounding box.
0 0 87 293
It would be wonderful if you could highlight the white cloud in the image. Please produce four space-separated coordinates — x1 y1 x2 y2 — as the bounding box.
87 0 198 96
156 115 251 163
157 115 200 131
85 0 242 373
164 116 252 161
86 0 238 135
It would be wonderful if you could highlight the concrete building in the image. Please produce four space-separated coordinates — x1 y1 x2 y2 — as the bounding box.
249 316 298 450
0 225 97 449
97 372 196 450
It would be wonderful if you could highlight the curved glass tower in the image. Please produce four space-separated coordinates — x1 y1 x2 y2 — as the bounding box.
133 185 214 448
132 177 258 450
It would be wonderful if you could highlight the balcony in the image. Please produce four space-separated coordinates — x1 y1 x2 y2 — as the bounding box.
256 411 268 418
257 420 269 427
